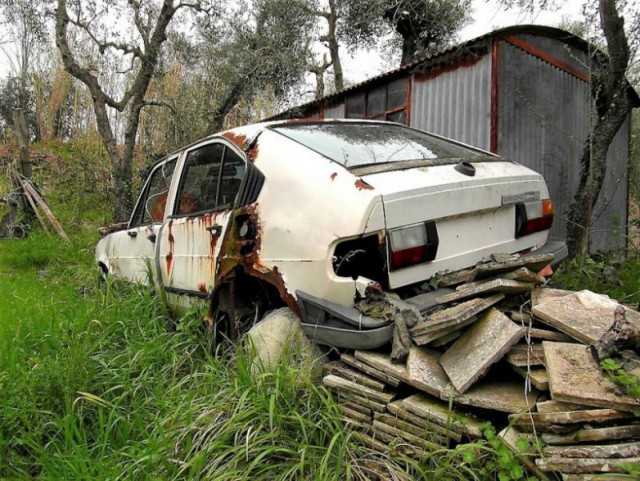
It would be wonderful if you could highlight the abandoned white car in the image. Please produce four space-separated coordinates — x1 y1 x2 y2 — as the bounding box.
95 120 566 348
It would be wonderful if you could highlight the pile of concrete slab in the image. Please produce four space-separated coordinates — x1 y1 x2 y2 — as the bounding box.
322 253 640 480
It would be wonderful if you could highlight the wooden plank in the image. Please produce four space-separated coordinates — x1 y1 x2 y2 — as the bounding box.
14 173 49 233
505 343 546 367
374 413 449 445
542 425 640 445
536 456 640 474
511 408 633 427
532 290 639 345
335 391 387 413
536 400 590 413
20 179 69 242
527 327 574 342
342 401 372 417
543 342 640 412
400 393 483 438
341 353 401 387
511 365 550 391
436 279 534 304
386 401 462 442
323 375 395 404
372 419 442 450
498 427 553 481
544 442 640 459
440 308 524 393
340 405 371 423
323 361 387 391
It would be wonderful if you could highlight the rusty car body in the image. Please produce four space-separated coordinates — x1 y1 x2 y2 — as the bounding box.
95 120 566 348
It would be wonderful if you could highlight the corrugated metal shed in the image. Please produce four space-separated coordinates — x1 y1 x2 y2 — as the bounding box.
268 25 639 252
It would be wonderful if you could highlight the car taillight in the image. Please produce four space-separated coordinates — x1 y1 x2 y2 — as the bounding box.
515 199 554 238
389 221 438 271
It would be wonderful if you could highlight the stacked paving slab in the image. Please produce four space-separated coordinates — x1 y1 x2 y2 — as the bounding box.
322 253 640 480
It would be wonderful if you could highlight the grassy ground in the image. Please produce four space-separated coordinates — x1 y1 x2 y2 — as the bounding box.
3 231 640 480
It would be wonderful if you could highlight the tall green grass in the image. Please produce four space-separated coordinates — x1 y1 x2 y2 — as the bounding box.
0 233 545 480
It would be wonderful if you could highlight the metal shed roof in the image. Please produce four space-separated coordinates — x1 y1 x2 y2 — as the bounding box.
268 24 639 120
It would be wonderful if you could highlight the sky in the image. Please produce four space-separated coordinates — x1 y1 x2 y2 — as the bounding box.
341 0 587 84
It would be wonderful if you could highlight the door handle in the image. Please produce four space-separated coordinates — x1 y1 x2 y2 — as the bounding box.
147 233 157 243
206 225 223 236
127 230 138 238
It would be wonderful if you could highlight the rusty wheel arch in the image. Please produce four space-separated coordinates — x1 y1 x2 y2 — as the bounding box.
210 269 286 341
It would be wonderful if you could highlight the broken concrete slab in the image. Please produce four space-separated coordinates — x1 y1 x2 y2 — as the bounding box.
543 342 640 412
386 401 463 442
400 393 483 438
406 347 454 399
405 288 455 314
544 442 640 459
323 361 387 391
562 475 637 481
341 353 401 387
430 326 466 347
532 290 640 345
512 365 550 391
323 375 396 404
531 287 573 307
432 268 476 287
536 456 640 474
498 427 553 481
510 408 634 434
505 343 546 367
436 279 534 304
460 268 545 292
454 380 540 413
439 308 524 393
542 425 640 444
412 295 505 346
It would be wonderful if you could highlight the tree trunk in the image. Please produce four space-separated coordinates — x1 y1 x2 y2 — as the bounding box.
565 0 632 258
326 0 343 92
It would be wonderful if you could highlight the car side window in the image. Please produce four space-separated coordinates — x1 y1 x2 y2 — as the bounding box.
174 142 246 215
130 158 177 227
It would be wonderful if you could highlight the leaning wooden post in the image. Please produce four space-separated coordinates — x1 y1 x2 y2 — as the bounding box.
12 109 32 179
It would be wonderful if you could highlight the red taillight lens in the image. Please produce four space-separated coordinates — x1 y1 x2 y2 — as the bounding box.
389 222 439 271
516 199 554 238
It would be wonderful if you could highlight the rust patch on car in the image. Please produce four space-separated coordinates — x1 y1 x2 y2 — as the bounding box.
213 204 298 315
198 282 207 293
166 220 175 275
355 179 374 190
247 143 259 163
330 172 337 181
222 131 248 150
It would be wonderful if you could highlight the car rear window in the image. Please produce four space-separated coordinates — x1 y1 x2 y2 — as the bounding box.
271 122 484 167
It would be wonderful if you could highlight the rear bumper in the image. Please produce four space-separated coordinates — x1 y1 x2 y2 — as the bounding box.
525 240 568 269
297 240 568 350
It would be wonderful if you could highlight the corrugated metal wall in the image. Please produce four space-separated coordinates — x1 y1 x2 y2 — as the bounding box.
410 54 492 150
497 39 628 250
324 102 345 119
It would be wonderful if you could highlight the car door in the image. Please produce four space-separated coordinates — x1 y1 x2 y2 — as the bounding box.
107 157 177 283
157 140 247 305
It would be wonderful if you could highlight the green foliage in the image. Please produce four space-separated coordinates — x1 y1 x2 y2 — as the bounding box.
551 249 640 305
601 358 640 398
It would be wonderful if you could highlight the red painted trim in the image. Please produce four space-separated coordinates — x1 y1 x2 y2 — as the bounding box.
318 101 325 119
490 39 499 153
406 76 412 126
504 35 590 83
